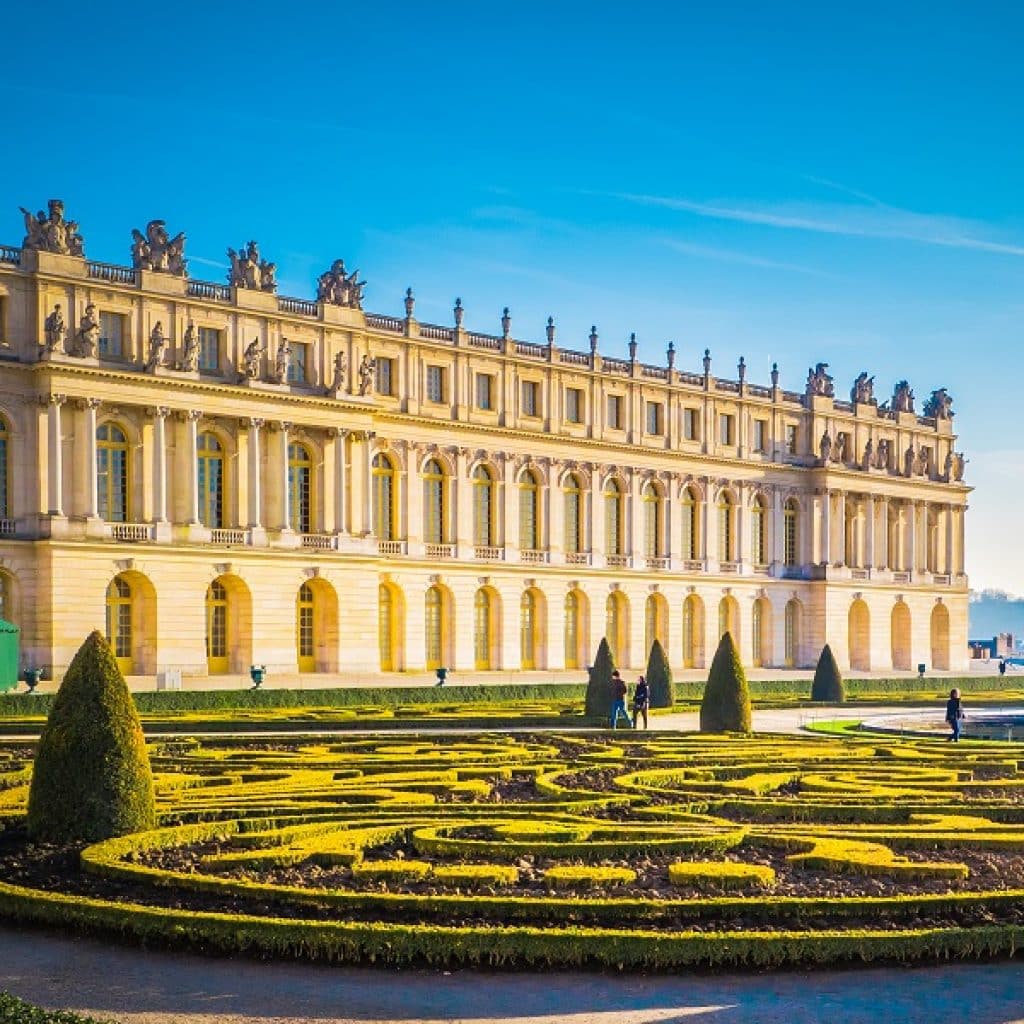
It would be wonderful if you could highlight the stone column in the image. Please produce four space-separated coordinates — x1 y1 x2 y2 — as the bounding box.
864 494 875 568
836 491 847 566
504 457 519 559
629 471 643 566
771 487 784 572
184 410 201 526
735 483 746 569
82 398 100 522
956 505 966 575
879 497 890 569
590 467 605 568
904 500 916 573
278 422 292 532
704 484 719 571
819 490 831 565
454 448 472 557
331 428 348 535
246 418 263 528
548 461 564 564
46 395 65 516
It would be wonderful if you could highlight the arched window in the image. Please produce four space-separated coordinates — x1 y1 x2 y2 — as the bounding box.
423 458 445 545
606 591 627 664
296 582 315 672
520 590 538 669
425 585 448 671
752 598 771 667
645 594 667 657
682 594 704 669
564 590 581 669
288 442 313 534
472 465 494 548
519 469 540 551
97 423 130 523
784 499 799 567
605 479 624 556
205 579 229 674
474 588 495 670
784 599 800 667
371 453 396 540
563 474 583 555
197 433 224 529
681 487 698 561
105 576 132 675
643 483 662 559
717 492 734 563
0 416 8 518
379 584 401 672
751 496 767 566
718 596 737 641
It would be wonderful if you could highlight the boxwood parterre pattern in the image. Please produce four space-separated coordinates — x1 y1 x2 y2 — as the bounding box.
3 732 1024 969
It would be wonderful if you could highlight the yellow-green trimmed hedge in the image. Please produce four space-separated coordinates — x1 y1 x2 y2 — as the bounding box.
668 861 776 889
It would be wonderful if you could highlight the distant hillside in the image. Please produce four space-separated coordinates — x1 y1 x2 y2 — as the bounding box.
969 590 1024 640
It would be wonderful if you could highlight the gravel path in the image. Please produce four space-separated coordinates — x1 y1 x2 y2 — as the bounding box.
1 925 1022 1024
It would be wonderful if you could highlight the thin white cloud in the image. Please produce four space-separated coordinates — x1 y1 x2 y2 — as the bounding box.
662 239 840 279
607 192 1024 257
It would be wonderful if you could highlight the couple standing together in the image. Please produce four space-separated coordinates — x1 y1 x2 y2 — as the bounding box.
610 670 649 729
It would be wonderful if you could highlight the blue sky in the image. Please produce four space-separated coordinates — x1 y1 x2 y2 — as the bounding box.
3 1 1022 590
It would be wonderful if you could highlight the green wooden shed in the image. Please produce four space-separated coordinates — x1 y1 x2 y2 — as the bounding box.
0 620 19 692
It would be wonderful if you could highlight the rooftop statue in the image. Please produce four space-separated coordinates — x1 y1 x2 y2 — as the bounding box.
892 380 915 414
851 372 875 404
227 241 277 292
923 387 954 420
19 199 85 257
317 259 365 309
805 362 834 398
130 220 187 276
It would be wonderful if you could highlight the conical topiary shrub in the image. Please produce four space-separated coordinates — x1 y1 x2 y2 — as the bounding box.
699 631 752 732
646 637 673 709
811 643 845 702
585 637 615 719
27 631 155 843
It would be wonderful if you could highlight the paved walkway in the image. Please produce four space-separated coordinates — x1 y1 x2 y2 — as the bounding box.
1 925 1022 1023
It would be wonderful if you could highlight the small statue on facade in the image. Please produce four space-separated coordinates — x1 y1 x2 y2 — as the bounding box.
501 307 511 339
73 303 100 357
892 380 915 414
861 437 874 471
316 259 365 308
944 449 954 481
180 321 200 372
832 433 845 463
43 304 66 353
19 199 85 256
130 220 187 276
227 241 277 292
357 354 376 396
805 362 835 398
819 430 832 462
851 371 875 404
241 337 264 380
144 322 168 372
274 338 291 385
330 350 348 392
453 297 464 327
923 387 953 420
404 287 415 318
915 447 930 476
904 443 916 477
876 440 890 471
952 452 966 482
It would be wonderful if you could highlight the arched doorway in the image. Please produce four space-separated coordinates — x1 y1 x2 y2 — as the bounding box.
891 601 912 671
474 587 500 670
104 571 157 676
848 598 871 671
295 578 339 673
564 588 588 670
424 584 453 672
206 574 252 675
520 588 545 669
605 590 629 666
378 582 405 672
930 602 950 671
718 595 739 642
752 597 772 667
645 592 668 659
784 599 802 668
682 594 705 668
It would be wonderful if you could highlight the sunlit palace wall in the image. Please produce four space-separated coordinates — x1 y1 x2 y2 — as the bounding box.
0 202 969 681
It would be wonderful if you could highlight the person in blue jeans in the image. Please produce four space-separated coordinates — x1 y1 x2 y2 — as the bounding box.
609 670 630 729
945 688 963 742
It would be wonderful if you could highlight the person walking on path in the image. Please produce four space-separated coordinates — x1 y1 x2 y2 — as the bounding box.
609 670 631 729
632 675 650 730
945 688 963 742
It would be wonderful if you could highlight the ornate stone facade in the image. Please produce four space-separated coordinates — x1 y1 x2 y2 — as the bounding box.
0 201 970 682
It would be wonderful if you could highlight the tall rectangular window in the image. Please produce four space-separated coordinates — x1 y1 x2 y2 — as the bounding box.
753 419 767 452
786 424 799 454
287 343 308 383
476 373 494 410
719 414 735 446
607 395 623 429
565 387 583 423
683 408 700 440
99 312 126 358
198 328 220 372
0 296 7 344
646 402 664 435
522 380 540 417
426 365 446 403
376 357 394 396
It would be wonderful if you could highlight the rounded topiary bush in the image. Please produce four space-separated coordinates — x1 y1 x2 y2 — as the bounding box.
811 643 845 702
699 631 752 733
584 637 615 719
27 631 156 843
646 637 673 708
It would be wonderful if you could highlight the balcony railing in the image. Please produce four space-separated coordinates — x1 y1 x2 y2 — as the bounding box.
301 533 337 551
520 549 549 564
279 296 318 317
850 567 871 580
425 543 455 559
211 528 249 546
110 522 154 542
565 551 592 565
0 519 16 536
559 350 590 366
892 570 912 583
468 333 502 351
682 559 705 572
0 246 20 266
719 561 740 574
87 260 138 286
378 539 407 556
187 279 232 302
606 554 630 568
366 313 404 333
474 545 504 561
933 573 952 585
419 324 454 343
645 556 670 570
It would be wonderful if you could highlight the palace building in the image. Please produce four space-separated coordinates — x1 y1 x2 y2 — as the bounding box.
0 201 970 683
